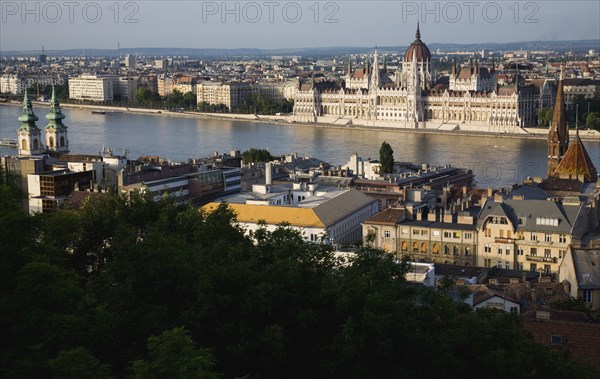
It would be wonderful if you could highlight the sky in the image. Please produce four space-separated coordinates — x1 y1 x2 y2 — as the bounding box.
1 1 599 51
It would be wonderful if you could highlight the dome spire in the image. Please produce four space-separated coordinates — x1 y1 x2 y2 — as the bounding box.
18 88 39 126
416 21 421 40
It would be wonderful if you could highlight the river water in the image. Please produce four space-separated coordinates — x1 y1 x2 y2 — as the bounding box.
2 104 599 188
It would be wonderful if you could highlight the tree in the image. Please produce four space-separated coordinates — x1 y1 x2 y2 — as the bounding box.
242 148 273 163
379 141 394 174
48 347 111 379
538 107 553 127
132 327 219 379
585 112 600 131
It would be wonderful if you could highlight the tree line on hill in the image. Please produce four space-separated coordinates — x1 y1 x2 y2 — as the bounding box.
0 169 595 378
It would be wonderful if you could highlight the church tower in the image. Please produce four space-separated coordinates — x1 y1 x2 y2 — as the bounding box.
45 86 69 154
547 70 569 176
17 89 44 156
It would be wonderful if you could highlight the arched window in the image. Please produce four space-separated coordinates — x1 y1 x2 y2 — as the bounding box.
432 243 439 254
412 242 419 251
444 245 450 255
33 139 39 150
465 246 471 256
49 136 54 147
421 242 428 253
60 136 65 147
401 241 408 251
21 139 27 150
453 246 459 256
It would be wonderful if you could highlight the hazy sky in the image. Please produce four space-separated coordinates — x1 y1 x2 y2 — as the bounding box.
1 1 599 51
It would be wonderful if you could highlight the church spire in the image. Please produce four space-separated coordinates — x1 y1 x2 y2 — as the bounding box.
547 65 569 177
18 88 39 130
45 85 69 154
45 86 66 128
17 88 44 156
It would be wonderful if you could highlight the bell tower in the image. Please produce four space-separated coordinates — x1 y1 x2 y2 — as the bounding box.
17 89 44 156
45 86 69 154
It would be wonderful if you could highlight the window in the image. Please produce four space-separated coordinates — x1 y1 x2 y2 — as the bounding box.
559 234 567 243
544 265 551 274
531 233 538 241
432 243 440 254
506 248 511 255
544 249 551 258
384 230 391 238
444 231 452 238
506 262 511 269
464 232 472 239
583 290 592 303
413 242 419 251
530 247 537 256
484 244 491 253
559 249 565 259
550 335 563 346
507 230 512 239
498 247 503 255
465 246 471 256
401 241 408 251
484 258 491 268
401 228 408 234
530 263 537 272
510 306 518 314
444 245 450 255
518 247 524 255
412 229 420 236
544 233 552 242
485 229 491 237
452 232 460 238
498 261 503 268
499 230 504 238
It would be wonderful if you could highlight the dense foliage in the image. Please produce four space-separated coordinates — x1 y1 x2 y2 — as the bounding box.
0 176 595 378
236 94 294 115
379 141 395 174
242 148 273 163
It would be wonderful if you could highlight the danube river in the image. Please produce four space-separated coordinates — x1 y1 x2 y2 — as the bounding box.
2 104 599 188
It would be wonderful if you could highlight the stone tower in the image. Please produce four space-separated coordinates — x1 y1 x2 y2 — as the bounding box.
17 89 44 156
45 86 69 154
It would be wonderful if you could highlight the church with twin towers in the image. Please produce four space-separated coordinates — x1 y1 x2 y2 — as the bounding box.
16 87 69 157
293 24 536 133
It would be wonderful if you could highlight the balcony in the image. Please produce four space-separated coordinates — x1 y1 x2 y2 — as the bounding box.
525 255 557 263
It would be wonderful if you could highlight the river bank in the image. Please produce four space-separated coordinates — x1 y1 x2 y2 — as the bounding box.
4 101 600 142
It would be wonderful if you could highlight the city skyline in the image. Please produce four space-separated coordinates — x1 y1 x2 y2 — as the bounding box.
1 1 599 52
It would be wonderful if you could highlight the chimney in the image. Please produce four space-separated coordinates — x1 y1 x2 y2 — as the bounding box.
265 162 272 185
487 187 493 198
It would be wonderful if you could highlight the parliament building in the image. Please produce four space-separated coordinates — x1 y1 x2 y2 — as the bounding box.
293 24 537 133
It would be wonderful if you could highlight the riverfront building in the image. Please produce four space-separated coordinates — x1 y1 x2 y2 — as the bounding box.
293 24 536 133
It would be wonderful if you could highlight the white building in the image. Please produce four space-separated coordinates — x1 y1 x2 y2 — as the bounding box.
1 74 64 95
68 75 116 102
204 178 379 244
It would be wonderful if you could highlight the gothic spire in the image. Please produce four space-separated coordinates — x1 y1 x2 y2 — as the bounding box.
415 21 421 40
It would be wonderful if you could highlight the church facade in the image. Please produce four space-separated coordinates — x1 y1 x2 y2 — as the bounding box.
293 25 537 133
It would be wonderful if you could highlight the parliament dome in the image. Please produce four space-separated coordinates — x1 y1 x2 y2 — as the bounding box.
404 23 431 62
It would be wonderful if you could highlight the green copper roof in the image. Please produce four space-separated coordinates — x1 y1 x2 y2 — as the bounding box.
45 86 67 129
17 89 40 132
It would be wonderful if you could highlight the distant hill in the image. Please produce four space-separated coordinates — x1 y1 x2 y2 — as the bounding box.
2 40 598 58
